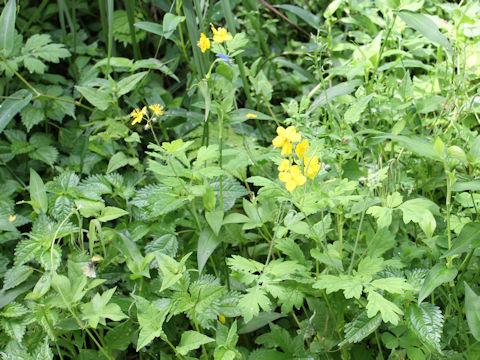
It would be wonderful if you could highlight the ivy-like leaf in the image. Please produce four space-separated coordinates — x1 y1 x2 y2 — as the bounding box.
80 287 127 328
134 295 169 351
405 302 443 353
238 286 272 322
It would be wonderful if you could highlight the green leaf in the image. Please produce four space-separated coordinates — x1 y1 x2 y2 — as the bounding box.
162 13 185 39
107 151 138 173
97 206 129 222
366 206 393 228
156 253 188 291
0 0 16 57
80 287 127 328
0 302 29 318
29 145 59 166
313 275 363 299
371 277 413 294
238 286 272 322
21 105 44 132
117 71 148 96
134 295 169 350
366 290 403 325
206 210 224 236
340 312 382 346
238 312 285 335
176 330 215 356
344 94 375 124
274 4 321 29
464 282 480 341
405 302 443 353
375 134 442 162
197 227 221 274
2 265 34 290
30 168 48 214
0 90 33 134
307 79 362 115
442 222 480 258
75 86 112 111
399 198 437 237
134 21 164 36
418 263 457 303
357 256 384 277
397 11 454 55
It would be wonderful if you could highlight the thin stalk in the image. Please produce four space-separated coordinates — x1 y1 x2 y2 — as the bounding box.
347 209 366 275
124 0 141 59
368 14 397 92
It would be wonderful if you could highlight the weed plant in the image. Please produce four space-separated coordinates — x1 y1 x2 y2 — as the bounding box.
1 0 480 359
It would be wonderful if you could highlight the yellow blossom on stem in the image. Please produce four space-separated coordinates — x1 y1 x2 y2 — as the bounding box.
9 215 16 222
279 165 306 192
197 33 211 53
278 159 290 172
304 156 321 179
272 126 301 155
130 106 147 125
295 139 309 159
218 315 226 324
210 23 233 43
149 104 164 116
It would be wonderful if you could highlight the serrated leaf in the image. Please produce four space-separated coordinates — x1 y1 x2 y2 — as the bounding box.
464 282 480 341
399 199 437 237
80 287 127 328
238 286 272 322
418 263 457 303
371 277 413 294
135 295 169 350
176 330 214 355
0 302 29 318
21 105 44 131
406 302 443 353
3 265 34 290
366 290 403 325
75 86 111 111
29 145 58 166
344 94 375 124
117 71 148 96
0 90 33 134
340 312 382 346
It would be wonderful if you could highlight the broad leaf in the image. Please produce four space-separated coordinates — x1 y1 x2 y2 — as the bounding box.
0 90 33 134
442 222 480 258
135 295 169 350
340 312 382 346
81 287 127 328
397 11 454 55
0 0 16 57
406 302 443 353
464 282 480 341
176 330 215 355
198 227 221 274
418 263 457 303
366 290 403 325
30 168 48 214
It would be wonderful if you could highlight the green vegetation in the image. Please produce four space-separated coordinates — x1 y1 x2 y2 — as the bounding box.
1 0 480 359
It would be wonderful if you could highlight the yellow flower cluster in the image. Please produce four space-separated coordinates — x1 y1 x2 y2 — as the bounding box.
130 104 164 125
197 24 233 53
273 126 320 192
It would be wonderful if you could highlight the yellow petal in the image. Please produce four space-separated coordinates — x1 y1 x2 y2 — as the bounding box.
285 180 296 192
281 141 292 155
278 159 290 172
279 171 291 183
272 136 285 148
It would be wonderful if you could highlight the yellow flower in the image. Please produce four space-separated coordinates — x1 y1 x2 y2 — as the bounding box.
218 315 226 324
210 23 233 43
8 215 16 222
272 126 301 155
304 156 321 179
197 32 211 53
246 113 258 118
295 139 309 159
130 106 147 125
279 165 306 192
149 104 164 116
278 159 290 172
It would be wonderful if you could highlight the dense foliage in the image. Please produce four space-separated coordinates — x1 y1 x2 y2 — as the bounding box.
1 0 480 359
